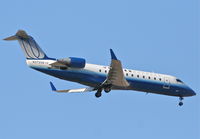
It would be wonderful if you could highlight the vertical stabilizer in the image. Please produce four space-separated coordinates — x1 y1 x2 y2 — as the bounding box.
4 30 49 59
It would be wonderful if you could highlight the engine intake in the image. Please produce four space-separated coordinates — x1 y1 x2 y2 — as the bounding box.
57 57 86 68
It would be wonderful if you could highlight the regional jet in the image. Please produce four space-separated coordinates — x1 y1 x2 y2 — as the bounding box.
4 30 196 106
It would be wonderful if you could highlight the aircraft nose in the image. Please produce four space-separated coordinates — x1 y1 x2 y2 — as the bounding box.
188 88 196 96
191 90 196 96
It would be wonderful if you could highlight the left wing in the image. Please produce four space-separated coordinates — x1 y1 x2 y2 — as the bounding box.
50 82 95 93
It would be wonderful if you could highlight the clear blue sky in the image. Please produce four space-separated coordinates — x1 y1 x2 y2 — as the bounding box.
0 0 199 139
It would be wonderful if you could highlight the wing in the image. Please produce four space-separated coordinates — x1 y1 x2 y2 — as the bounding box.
103 49 129 88
50 82 95 93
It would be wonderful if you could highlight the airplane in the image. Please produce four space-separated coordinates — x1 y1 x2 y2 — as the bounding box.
4 30 196 106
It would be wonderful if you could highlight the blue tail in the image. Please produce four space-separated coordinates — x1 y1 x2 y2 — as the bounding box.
4 30 49 59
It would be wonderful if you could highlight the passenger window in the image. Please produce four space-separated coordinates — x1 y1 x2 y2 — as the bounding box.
143 76 145 79
159 78 161 81
105 70 107 73
154 77 156 80
99 69 101 72
137 75 139 78
148 77 151 79
131 74 134 77
126 73 128 76
129 70 131 72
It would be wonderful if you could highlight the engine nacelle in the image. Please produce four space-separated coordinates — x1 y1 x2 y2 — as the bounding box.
57 57 86 68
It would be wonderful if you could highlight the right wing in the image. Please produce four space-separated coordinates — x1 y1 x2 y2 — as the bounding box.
50 82 95 93
103 49 129 88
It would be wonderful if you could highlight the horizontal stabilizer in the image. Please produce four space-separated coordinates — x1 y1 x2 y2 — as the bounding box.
50 82 95 93
3 30 29 41
3 35 18 41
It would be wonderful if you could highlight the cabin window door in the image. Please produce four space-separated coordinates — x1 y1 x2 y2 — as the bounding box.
163 77 170 89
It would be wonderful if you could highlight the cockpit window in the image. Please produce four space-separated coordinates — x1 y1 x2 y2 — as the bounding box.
176 79 183 83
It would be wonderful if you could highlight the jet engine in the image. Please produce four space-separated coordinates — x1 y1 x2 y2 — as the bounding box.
57 57 86 68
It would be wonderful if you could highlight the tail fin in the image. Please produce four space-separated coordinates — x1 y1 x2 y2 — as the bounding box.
4 30 49 59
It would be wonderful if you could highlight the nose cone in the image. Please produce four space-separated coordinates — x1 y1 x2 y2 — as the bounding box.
182 85 196 97
187 87 196 96
190 89 196 96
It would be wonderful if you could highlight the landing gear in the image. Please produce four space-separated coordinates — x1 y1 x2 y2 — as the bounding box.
178 97 184 106
104 84 112 93
179 102 183 106
104 87 111 93
94 84 112 97
95 88 102 98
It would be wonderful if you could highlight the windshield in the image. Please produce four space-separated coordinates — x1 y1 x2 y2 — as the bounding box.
176 79 184 84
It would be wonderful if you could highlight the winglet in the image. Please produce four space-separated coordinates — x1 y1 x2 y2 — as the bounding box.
110 49 118 60
50 82 57 91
